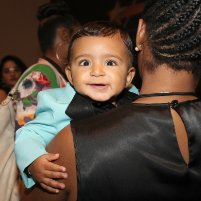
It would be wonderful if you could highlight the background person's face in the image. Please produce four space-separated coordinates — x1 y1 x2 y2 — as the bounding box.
2 60 22 87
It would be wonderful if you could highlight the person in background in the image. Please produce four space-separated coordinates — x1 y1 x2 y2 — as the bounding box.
21 0 201 200
0 2 79 201
15 20 138 192
14 1 80 130
0 55 27 102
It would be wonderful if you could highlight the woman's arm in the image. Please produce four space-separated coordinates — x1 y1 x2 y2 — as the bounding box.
20 125 77 201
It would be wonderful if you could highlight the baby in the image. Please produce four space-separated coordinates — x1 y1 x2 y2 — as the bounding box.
15 21 138 193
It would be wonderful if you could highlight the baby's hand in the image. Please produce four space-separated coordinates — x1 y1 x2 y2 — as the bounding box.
28 153 68 193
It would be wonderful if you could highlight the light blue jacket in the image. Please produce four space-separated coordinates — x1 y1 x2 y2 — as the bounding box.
15 83 138 188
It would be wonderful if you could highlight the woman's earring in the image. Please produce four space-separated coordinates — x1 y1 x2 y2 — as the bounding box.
135 46 140 52
135 44 143 52
56 43 62 62
56 43 68 66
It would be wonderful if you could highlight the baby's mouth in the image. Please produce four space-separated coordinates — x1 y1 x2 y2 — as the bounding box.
91 84 106 86
88 83 108 89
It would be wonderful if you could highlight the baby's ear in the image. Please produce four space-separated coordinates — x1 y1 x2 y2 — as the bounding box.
126 67 135 88
65 66 73 85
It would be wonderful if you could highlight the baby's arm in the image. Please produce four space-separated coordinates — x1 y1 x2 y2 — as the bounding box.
15 89 71 189
20 125 76 201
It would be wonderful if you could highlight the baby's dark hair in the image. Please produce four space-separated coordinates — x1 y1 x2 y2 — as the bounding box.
67 21 134 66
37 1 79 54
142 0 201 77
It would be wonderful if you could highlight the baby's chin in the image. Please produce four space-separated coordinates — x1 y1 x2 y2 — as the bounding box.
88 95 114 103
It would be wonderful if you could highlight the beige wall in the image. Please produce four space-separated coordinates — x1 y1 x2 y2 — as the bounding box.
0 0 49 66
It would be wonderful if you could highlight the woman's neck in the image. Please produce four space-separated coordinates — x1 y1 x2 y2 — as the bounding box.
140 66 196 94
43 53 68 81
45 51 65 72
135 66 198 103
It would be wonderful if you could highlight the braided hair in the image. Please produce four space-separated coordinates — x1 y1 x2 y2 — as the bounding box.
142 0 201 77
37 1 79 54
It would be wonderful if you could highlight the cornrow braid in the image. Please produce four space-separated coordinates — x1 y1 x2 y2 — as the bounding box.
155 11 201 46
156 34 201 54
153 0 187 26
144 0 184 33
142 0 201 76
152 0 200 40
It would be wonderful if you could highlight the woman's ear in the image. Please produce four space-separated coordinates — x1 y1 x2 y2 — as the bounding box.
65 66 73 85
136 19 146 49
61 27 70 42
56 27 70 45
126 67 135 88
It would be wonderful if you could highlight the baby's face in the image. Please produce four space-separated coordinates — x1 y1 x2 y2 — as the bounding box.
66 33 134 102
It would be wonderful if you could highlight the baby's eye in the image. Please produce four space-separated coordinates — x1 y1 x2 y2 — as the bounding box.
106 60 117 66
79 60 90 66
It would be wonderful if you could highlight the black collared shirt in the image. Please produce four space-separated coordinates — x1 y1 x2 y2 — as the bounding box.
65 90 138 120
